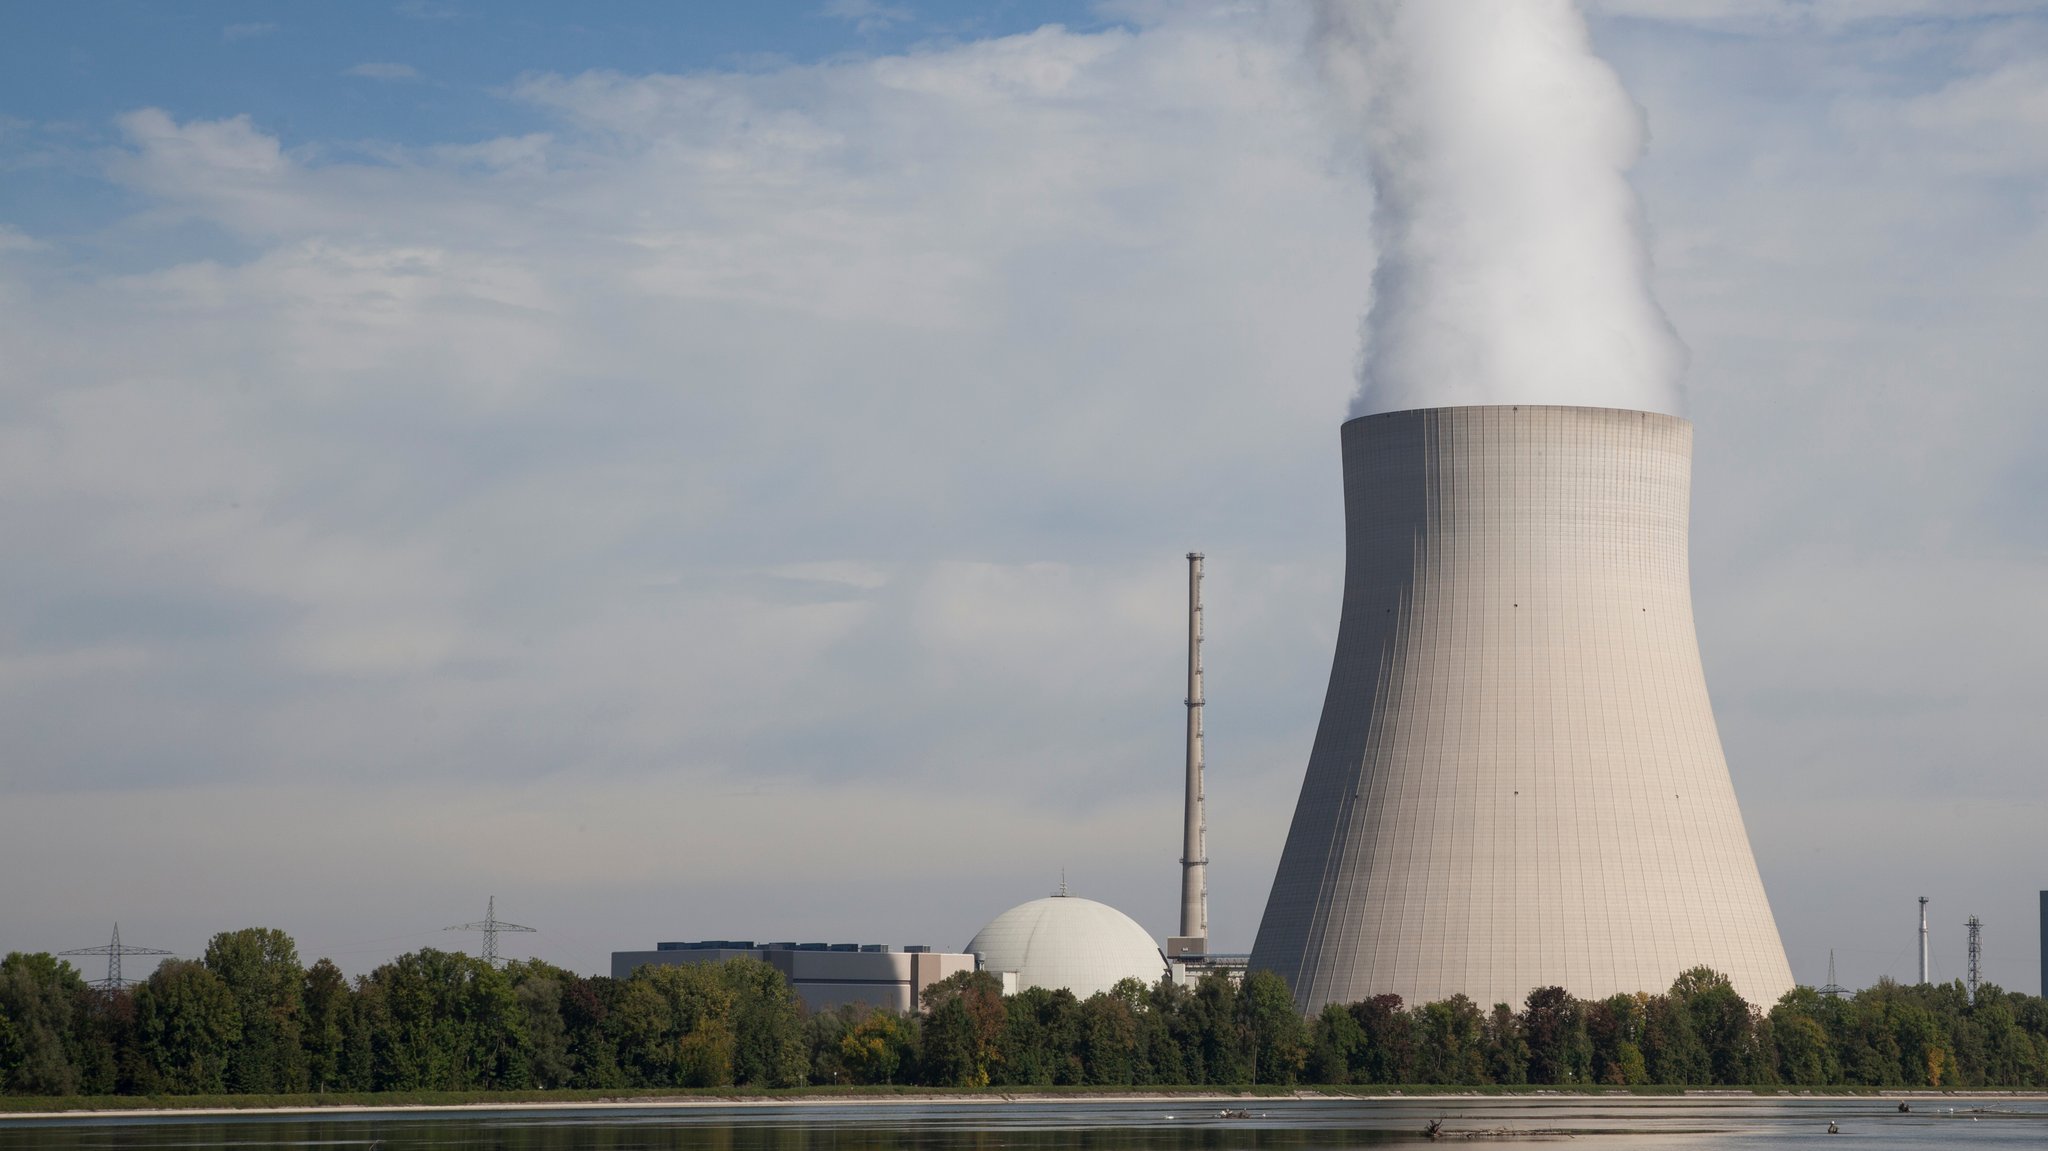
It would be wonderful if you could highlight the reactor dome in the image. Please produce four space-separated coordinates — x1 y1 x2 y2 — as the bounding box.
965 890 1167 999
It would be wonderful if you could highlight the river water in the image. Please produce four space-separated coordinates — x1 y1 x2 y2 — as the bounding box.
4 1096 2045 1149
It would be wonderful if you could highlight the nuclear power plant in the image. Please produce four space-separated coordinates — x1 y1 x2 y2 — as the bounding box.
1251 405 1795 1011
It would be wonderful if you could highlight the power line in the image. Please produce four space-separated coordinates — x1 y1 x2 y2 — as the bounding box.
443 896 535 967
59 924 174 992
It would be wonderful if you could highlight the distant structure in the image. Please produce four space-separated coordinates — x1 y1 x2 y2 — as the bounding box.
1919 896 1930 985
59 924 174 992
1818 950 1848 999
2041 892 2046 1000
967 883 1167 998
1967 915 1982 1003
1169 551 1209 962
1252 406 1794 1010
613 939 975 1012
445 896 535 967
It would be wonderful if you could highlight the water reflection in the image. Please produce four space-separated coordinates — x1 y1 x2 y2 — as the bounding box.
4 1097 2047 1149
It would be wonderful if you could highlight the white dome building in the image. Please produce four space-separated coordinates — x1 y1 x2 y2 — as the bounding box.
966 889 1167 999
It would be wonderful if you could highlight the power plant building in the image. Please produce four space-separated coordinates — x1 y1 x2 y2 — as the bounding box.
612 941 976 1013
967 890 1168 998
1252 405 1795 1011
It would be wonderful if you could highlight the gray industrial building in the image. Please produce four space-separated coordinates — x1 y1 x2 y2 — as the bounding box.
1252 405 1795 1011
611 941 977 1013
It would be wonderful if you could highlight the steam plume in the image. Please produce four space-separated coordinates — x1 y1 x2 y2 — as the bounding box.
1315 0 1687 417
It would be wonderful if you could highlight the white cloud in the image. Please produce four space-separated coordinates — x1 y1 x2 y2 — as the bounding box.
344 62 421 81
222 22 277 42
823 0 914 35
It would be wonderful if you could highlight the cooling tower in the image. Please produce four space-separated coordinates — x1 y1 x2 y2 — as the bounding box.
1250 405 1793 1012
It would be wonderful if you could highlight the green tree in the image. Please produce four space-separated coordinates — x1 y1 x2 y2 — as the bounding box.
997 986 1083 1086
300 958 352 1092
505 961 575 1089
0 953 89 1095
203 927 307 1093
1241 970 1307 1084
919 970 1006 1087
359 948 520 1090
1078 992 1140 1085
721 959 806 1087
1307 1003 1361 1084
840 1010 914 1084
1412 995 1488 1085
1521 986 1590 1084
134 960 241 1094
1483 1002 1529 1085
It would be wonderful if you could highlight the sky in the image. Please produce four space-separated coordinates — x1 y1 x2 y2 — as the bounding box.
1 1 2044 995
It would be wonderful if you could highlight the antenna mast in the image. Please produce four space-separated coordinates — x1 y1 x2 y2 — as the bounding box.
1919 896 1930 985
1177 552 1208 949
445 896 536 967
59 924 174 992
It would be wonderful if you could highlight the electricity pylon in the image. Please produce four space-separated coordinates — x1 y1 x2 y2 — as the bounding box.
444 896 535 967
1818 949 1848 999
60 924 175 991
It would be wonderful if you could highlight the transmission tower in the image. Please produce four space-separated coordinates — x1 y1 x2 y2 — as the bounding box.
1818 949 1848 999
444 896 535 966
59 924 174 992
1967 916 1983 1003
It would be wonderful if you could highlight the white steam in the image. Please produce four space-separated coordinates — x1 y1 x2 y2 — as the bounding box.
1316 0 1688 418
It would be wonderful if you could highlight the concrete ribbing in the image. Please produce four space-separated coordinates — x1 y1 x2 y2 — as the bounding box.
1250 405 1793 1011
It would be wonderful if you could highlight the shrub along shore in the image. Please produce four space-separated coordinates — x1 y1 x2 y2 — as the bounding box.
5 929 2046 1100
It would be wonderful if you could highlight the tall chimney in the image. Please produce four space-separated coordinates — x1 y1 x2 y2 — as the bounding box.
1920 896 1931 985
1173 553 1209 955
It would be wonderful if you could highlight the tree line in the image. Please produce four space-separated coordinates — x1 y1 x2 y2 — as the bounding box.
6 929 2048 1095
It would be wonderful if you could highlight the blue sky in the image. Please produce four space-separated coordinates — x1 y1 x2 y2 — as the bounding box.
1 1 2045 994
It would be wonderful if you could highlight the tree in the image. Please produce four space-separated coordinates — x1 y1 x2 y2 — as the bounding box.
203 928 307 1093
1078 992 1140 1085
720 959 806 1087
1241 970 1307 1084
840 1010 914 1084
505 962 574 1089
1484 1002 1529 1085
1671 967 1760 1085
1412 994 1488 1085
134 960 241 1094
919 970 1006 1087
1348 994 1413 1084
0 953 89 1095
1521 987 1589 1084
300 958 352 1092
998 986 1082 1086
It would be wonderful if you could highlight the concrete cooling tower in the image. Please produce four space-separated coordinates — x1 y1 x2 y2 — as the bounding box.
1250 405 1793 1012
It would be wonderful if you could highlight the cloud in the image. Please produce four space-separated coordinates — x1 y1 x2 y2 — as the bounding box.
0 3 2043 992
822 0 914 35
222 22 277 42
343 62 421 81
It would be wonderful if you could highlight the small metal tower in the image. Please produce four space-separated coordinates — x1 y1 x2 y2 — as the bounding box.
59 924 174 992
1918 896 1930 985
444 896 535 966
1818 949 1848 999
1967 916 1982 1003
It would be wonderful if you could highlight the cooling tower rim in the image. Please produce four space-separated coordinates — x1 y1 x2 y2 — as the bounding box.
1343 403 1689 428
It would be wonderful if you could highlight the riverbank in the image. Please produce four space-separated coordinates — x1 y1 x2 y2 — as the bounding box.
9 1085 2048 1119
